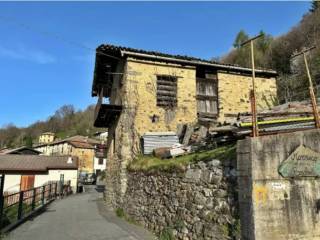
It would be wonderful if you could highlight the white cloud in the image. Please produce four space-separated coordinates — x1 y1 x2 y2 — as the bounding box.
0 45 56 64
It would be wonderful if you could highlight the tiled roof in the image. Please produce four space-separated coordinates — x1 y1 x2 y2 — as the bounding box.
0 146 41 155
69 141 95 149
34 135 99 149
96 43 277 75
0 155 78 173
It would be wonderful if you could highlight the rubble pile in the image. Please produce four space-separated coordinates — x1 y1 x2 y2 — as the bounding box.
151 124 236 159
147 101 320 159
235 100 318 136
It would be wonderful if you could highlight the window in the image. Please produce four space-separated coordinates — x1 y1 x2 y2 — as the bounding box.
156 75 178 108
196 76 218 120
98 158 104 165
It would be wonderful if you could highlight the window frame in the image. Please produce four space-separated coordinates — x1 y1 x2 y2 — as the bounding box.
196 77 218 118
156 75 178 108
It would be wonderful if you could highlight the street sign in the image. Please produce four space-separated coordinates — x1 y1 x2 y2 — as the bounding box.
279 145 320 177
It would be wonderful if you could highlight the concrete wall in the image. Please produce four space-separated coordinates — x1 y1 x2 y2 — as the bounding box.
218 72 277 122
237 129 320 240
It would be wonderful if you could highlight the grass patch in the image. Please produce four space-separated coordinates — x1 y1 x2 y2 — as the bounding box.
159 227 175 240
115 208 125 218
128 144 236 172
115 208 139 225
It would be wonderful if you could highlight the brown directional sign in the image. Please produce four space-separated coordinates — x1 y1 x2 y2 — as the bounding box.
278 145 320 177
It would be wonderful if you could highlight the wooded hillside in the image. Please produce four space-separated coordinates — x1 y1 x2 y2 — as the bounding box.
0 105 102 149
221 1 320 103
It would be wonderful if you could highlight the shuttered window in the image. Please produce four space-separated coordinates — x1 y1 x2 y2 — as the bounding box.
156 75 178 108
196 77 218 119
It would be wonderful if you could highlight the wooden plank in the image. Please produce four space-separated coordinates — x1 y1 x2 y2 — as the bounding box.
157 85 177 91
157 90 176 97
157 81 177 87
198 117 216 122
157 96 177 101
196 77 217 82
196 95 218 100
205 73 218 79
198 112 218 118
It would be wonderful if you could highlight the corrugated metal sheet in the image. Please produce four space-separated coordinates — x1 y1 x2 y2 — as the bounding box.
143 132 179 154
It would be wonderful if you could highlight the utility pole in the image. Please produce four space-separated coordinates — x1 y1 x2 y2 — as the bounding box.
291 46 320 129
241 34 263 137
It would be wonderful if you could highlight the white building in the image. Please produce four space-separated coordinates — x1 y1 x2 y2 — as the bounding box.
0 155 78 193
93 157 107 175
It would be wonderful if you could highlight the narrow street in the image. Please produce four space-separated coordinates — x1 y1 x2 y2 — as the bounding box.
6 185 155 240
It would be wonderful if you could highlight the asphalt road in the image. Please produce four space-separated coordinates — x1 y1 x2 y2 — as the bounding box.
6 185 155 240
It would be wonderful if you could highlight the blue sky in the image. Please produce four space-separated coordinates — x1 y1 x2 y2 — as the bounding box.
0 1 310 127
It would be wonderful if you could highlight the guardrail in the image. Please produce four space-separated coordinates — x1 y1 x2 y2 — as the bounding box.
0 180 71 232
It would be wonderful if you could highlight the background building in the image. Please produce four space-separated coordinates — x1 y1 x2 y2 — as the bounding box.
34 135 100 174
0 155 78 193
38 132 55 144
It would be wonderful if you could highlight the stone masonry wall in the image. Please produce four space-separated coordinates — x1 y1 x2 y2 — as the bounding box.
217 72 277 123
238 129 320 240
126 59 198 135
122 159 239 240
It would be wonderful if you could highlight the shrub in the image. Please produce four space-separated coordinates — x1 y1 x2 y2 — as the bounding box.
115 208 125 218
159 227 175 240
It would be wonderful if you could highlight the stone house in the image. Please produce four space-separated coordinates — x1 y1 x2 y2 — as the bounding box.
34 135 100 174
91 44 277 205
38 132 55 144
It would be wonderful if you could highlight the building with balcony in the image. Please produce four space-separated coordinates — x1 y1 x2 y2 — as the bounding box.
91 43 278 204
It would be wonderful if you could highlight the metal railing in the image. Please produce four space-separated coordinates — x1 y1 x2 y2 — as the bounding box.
0 180 71 231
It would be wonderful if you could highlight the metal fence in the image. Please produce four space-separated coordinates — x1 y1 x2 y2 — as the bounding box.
0 180 72 231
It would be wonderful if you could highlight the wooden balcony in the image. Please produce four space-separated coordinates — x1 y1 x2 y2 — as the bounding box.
94 101 122 128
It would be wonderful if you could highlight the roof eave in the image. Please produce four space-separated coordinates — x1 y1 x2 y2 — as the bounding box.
120 50 277 76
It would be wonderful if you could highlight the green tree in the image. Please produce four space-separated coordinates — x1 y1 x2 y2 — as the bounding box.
233 30 249 49
24 135 33 147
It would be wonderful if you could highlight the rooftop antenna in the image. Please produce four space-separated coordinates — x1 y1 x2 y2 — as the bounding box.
241 34 263 137
291 46 320 128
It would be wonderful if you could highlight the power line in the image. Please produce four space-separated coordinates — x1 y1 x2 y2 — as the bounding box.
0 14 120 60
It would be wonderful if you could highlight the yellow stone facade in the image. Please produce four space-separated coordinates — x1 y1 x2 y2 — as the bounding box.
38 132 55 144
71 148 95 173
126 59 198 136
217 71 277 122
107 59 277 157
102 58 277 207
35 142 95 174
